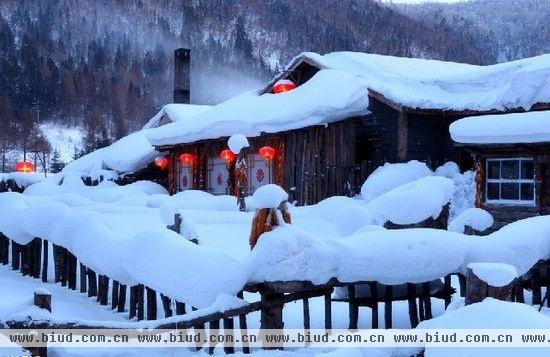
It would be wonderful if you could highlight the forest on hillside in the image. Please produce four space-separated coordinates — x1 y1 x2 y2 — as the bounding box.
0 0 549 172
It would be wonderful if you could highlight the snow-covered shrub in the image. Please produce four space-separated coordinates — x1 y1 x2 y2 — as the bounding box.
448 208 493 233
435 162 476 219
360 160 433 202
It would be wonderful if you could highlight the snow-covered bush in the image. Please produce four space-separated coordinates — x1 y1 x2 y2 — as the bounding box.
435 162 476 219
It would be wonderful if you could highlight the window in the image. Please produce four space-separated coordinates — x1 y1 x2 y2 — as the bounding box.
485 158 535 205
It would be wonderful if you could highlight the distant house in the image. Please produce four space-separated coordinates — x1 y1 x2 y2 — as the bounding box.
450 110 550 231
146 51 550 205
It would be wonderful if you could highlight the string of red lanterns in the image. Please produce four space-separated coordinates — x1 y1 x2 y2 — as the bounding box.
220 149 237 165
273 79 296 94
154 156 169 170
15 161 36 173
259 146 276 161
179 153 195 166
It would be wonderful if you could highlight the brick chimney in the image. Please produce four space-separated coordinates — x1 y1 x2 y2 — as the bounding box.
173 48 190 104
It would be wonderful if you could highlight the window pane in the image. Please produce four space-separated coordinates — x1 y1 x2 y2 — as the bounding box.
501 183 519 200
521 160 534 179
487 183 500 200
501 160 519 179
487 161 500 179
521 183 534 201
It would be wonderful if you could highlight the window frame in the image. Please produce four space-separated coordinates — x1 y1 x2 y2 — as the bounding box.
485 157 535 206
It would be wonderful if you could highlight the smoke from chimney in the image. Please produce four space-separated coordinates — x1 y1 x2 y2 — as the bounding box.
173 48 190 104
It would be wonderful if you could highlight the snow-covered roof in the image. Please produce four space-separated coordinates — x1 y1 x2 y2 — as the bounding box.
146 51 550 147
450 110 550 145
270 51 550 112
62 104 209 177
142 103 212 129
146 69 370 146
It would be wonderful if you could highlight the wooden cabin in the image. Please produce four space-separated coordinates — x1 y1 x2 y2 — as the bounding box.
451 111 550 231
147 52 550 205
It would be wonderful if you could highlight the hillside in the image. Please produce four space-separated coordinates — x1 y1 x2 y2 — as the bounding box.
0 0 549 171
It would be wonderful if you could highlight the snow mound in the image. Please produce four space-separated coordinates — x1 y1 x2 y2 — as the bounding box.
228 134 250 154
360 160 433 202
468 263 518 287
247 184 288 209
0 172 45 188
449 208 494 233
123 229 246 308
367 176 454 225
419 299 550 357
334 205 373 236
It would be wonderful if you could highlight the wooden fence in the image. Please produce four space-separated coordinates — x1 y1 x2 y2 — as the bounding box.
1 230 549 356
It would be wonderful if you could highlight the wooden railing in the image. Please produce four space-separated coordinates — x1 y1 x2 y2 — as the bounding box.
2 230 549 356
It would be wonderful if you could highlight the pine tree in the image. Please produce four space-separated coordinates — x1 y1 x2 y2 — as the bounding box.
49 149 65 173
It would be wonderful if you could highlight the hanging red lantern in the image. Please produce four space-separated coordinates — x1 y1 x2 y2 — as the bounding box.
259 146 276 161
179 153 195 166
220 149 237 165
273 79 296 94
154 156 169 170
15 161 36 173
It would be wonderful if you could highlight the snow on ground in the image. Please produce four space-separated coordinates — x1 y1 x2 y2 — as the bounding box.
3 159 550 357
450 110 550 144
40 122 84 164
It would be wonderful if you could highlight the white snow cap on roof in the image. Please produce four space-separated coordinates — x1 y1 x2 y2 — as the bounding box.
146 69 370 146
450 110 550 145
288 52 550 112
142 103 212 129
62 104 210 177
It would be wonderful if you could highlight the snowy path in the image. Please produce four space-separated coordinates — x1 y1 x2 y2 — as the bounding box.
0 265 126 323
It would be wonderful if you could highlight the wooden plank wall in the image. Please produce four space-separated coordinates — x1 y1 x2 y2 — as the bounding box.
473 146 550 232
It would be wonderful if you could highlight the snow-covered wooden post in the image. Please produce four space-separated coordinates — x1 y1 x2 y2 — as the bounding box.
248 185 291 249
228 134 250 212
31 288 51 357
465 263 518 305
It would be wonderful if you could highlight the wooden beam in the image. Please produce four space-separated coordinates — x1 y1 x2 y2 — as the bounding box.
397 112 408 161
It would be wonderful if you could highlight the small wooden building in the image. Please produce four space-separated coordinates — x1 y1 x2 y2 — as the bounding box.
451 111 550 231
148 52 550 205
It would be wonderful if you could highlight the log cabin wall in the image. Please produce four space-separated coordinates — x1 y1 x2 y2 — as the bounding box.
471 145 550 232
283 121 357 205
406 113 456 169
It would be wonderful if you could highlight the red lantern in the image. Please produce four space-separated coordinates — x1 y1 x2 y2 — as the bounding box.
273 79 296 94
259 146 276 161
179 153 195 166
15 161 36 173
154 156 169 170
220 149 237 165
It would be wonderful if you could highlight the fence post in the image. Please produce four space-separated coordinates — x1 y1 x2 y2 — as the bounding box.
31 289 51 357
260 289 284 350
0 233 8 264
465 263 518 305
11 241 21 270
42 239 49 282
